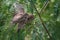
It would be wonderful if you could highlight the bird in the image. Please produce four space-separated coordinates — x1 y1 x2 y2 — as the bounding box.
11 3 34 32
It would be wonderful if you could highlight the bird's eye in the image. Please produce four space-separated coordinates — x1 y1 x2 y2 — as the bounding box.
28 18 30 20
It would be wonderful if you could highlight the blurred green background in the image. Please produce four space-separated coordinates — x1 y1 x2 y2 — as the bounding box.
0 0 60 40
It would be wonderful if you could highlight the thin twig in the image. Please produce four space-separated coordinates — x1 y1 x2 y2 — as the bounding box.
31 0 52 38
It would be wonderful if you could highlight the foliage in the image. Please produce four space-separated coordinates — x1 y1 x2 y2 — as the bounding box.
0 0 60 40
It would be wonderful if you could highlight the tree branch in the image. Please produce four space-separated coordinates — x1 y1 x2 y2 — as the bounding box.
30 0 52 38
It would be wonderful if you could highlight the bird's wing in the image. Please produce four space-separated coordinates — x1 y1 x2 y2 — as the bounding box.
12 14 24 23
